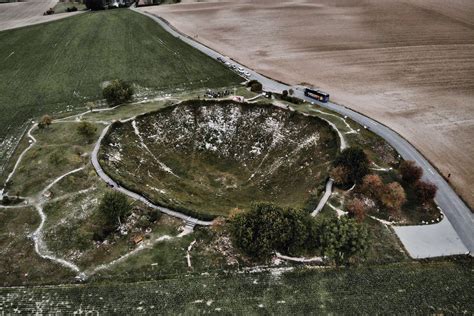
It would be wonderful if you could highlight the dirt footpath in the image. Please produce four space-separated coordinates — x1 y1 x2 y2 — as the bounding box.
141 0 474 209
0 0 82 31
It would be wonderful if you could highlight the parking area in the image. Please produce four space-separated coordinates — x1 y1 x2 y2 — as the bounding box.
217 56 251 78
394 218 469 259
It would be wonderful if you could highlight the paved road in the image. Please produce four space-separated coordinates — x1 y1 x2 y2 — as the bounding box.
135 7 473 254
91 125 213 226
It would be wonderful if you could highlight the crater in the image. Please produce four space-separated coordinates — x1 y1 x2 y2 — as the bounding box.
100 100 338 219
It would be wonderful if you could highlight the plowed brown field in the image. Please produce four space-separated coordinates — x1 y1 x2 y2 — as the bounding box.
140 0 474 209
0 0 82 31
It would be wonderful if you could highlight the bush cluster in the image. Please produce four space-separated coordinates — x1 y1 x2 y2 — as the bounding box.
400 160 437 204
229 203 369 265
102 80 134 106
246 80 262 93
360 174 406 216
77 121 97 143
332 147 369 185
85 0 105 10
98 191 131 226
281 89 302 104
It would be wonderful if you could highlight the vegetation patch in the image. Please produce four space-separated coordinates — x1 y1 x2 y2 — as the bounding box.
1 260 472 314
0 9 241 180
100 100 339 218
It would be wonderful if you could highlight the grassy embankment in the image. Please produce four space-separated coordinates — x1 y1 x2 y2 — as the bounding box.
0 8 241 181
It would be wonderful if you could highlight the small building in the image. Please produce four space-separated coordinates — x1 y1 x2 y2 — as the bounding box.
132 235 144 245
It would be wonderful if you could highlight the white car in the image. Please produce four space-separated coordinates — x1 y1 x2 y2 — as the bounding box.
244 71 251 77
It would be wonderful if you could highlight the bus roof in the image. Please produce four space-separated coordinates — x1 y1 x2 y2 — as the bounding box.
306 88 329 97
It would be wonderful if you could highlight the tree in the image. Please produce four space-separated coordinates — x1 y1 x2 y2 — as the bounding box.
330 166 350 186
317 216 369 265
380 182 406 212
230 203 311 258
102 80 134 106
399 160 423 184
333 147 369 184
85 0 105 10
250 81 263 93
77 121 97 143
40 115 53 129
98 192 131 226
414 180 437 204
246 80 263 93
360 174 384 199
346 198 366 223
2 195 10 205
282 90 289 97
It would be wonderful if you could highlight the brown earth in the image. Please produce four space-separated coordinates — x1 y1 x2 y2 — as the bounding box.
140 0 474 209
0 0 82 31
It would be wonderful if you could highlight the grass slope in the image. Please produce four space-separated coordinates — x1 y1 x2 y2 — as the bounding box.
0 9 241 177
100 100 338 218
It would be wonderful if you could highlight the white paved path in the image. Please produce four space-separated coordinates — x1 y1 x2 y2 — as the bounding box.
394 218 469 258
311 179 333 217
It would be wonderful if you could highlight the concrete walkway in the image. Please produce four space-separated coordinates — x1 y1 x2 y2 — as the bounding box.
311 179 333 217
394 218 469 258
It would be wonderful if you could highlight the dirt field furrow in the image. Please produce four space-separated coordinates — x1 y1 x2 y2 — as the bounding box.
0 0 82 32
141 0 474 209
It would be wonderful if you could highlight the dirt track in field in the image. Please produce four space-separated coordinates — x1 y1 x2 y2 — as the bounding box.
140 0 474 209
0 0 82 31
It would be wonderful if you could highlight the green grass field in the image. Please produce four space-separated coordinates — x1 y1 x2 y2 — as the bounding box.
1 260 472 314
0 9 241 179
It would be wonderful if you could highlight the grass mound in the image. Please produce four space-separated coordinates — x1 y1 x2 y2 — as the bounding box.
100 100 338 218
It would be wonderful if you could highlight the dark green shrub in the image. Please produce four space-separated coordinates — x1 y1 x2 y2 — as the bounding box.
246 79 263 93
98 191 131 226
333 147 369 184
102 79 134 106
230 203 313 258
317 216 369 265
77 121 97 143
399 160 423 184
85 0 105 10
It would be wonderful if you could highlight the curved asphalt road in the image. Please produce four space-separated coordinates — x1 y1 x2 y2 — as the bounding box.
133 7 473 254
